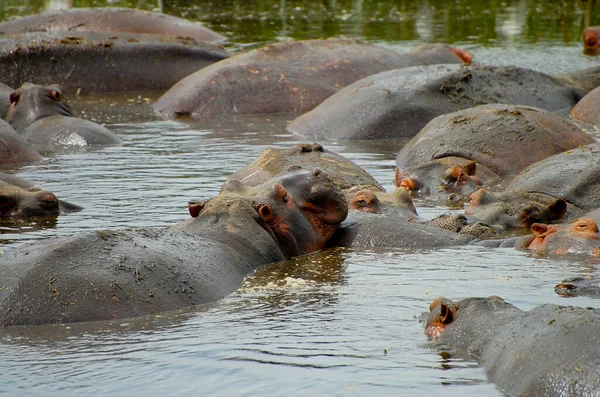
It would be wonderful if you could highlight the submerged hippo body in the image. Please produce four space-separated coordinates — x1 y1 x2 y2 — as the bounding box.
571 85 600 128
287 64 585 140
0 32 229 94
0 169 347 325
464 143 600 231
0 118 42 165
7 83 122 153
154 40 470 118
424 296 600 396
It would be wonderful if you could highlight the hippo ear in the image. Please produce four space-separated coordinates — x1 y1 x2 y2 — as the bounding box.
394 168 402 187
530 223 549 237
254 202 274 223
9 91 20 105
49 89 63 102
438 302 454 325
273 183 289 203
463 161 477 176
547 199 567 222
188 200 206 218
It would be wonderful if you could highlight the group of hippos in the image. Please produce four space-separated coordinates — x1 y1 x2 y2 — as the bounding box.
1 7 600 395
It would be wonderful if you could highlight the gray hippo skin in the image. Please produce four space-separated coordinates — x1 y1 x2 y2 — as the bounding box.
554 65 600 92
0 169 348 325
464 142 600 232
0 7 227 45
154 39 471 118
0 81 12 117
287 64 586 140
571 85 600 128
0 32 229 94
0 118 42 165
6 83 122 153
424 296 600 396
555 277 600 298
395 104 594 200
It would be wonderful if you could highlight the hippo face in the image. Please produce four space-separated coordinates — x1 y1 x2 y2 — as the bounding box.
584 27 600 56
464 189 567 232
187 168 348 258
527 218 600 257
347 188 381 213
346 186 417 216
6 83 75 132
424 296 515 339
0 181 60 218
395 161 483 207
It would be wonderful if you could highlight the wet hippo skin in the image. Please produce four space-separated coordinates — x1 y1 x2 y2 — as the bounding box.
424 296 600 396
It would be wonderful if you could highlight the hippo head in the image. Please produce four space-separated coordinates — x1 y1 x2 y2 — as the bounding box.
583 27 600 56
346 186 417 216
526 218 600 257
0 181 60 218
464 189 567 231
555 276 600 298
184 168 348 258
395 161 483 207
424 296 517 340
6 83 75 133
346 188 381 213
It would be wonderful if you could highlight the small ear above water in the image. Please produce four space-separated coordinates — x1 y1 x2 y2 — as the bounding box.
273 183 289 203
188 200 206 218
254 202 274 223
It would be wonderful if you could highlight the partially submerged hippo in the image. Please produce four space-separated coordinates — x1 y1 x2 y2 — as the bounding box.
464 142 600 231
0 174 82 218
555 276 600 298
344 186 417 216
583 26 600 56
424 296 600 396
0 31 229 94
0 169 347 325
287 64 586 140
394 104 594 203
154 39 471 118
0 118 42 166
0 7 227 45
6 83 122 153
554 65 600 92
571 85 600 128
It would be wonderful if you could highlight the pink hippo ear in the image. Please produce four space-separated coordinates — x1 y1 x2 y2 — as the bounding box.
188 200 206 218
425 297 456 338
255 202 274 223
273 183 290 203
49 89 63 102
9 91 20 105
530 223 550 237
463 161 477 176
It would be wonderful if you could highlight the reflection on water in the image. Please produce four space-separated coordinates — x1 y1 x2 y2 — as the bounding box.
0 0 600 396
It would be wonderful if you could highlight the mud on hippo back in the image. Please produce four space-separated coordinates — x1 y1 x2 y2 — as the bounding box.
0 168 347 325
6 82 122 153
287 64 586 140
394 104 593 206
154 39 471 118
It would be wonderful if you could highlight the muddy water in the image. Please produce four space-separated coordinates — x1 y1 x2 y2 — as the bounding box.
1 1 600 396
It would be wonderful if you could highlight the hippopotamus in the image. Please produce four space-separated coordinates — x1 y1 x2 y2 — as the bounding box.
153 39 471 118
6 82 122 153
0 168 347 325
571 85 600 128
464 142 600 232
287 64 586 140
0 81 12 116
583 26 600 56
0 31 229 94
0 118 42 165
344 186 417 216
555 276 600 298
394 104 594 204
0 7 226 45
424 296 600 396
0 173 82 217
554 65 600 92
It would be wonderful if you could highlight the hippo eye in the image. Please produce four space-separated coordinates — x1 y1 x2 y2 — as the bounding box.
9 92 20 105
356 199 367 207
39 198 58 210
49 90 62 102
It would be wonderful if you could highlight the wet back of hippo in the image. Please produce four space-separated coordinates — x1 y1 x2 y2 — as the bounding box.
396 104 594 177
0 31 229 94
0 228 262 325
287 64 586 140
506 142 600 211
154 39 469 118
571 85 600 128
226 143 384 192
0 118 42 165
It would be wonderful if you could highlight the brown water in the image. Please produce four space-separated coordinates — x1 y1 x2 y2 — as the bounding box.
1 1 600 396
